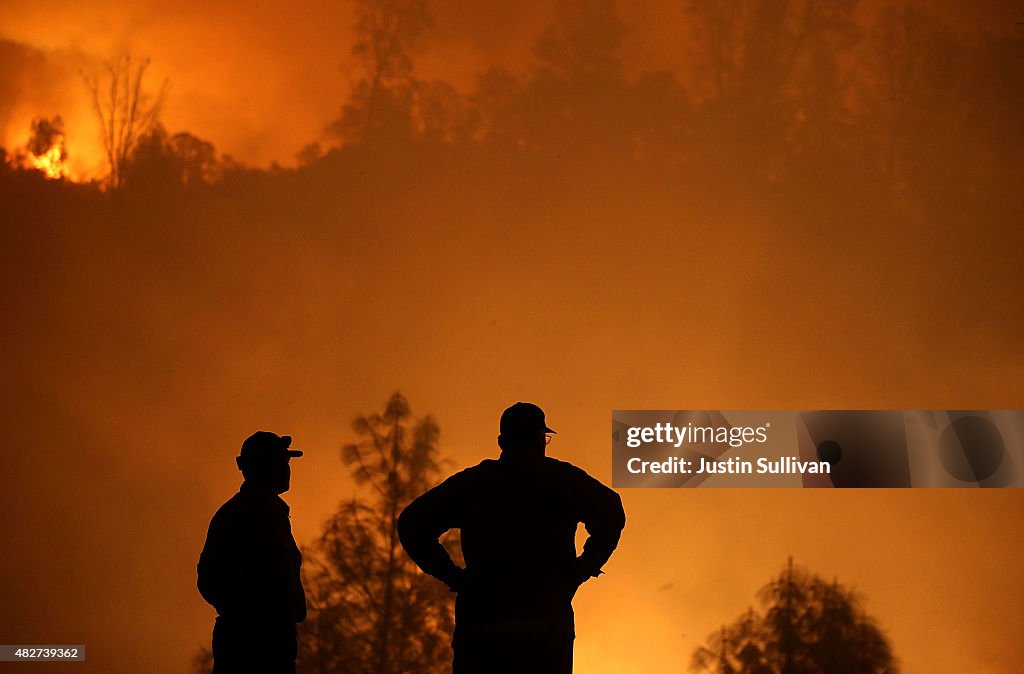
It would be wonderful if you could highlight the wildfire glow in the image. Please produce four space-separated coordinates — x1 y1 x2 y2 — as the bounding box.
26 135 69 179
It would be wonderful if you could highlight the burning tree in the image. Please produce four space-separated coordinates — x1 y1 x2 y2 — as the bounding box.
81 54 169 190
25 116 69 179
4 116 69 179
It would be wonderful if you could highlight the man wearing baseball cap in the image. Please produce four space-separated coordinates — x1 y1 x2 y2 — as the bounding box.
197 431 307 673
398 403 626 674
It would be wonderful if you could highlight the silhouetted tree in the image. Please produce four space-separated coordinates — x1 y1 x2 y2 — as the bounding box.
81 54 169 189
296 141 324 167
534 0 627 84
865 4 983 211
297 392 458 674
691 559 898 674
128 125 221 188
469 66 524 147
687 0 859 181
519 0 634 156
415 79 479 143
191 393 457 674
470 0 689 163
334 0 432 145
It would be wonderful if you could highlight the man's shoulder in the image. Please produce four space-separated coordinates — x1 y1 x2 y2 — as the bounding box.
210 488 281 524
206 491 241 528
539 457 617 495
541 455 592 479
440 456 596 485
212 489 244 514
447 458 501 481
541 455 577 469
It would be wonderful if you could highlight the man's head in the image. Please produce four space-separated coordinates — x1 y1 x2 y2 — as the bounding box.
497 402 556 457
235 431 302 494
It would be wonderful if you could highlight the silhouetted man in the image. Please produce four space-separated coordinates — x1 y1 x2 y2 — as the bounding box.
197 431 307 674
398 402 625 674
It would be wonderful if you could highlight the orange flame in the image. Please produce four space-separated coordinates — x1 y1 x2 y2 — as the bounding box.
26 135 69 179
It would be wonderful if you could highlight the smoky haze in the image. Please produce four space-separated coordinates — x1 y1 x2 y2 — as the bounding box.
2 0 1023 673
2 0 1021 171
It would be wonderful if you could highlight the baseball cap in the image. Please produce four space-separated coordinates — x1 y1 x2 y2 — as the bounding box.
499 402 556 436
239 431 303 461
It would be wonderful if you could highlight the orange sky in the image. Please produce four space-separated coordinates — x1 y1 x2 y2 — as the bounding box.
2 1 1023 673
2 188 1022 673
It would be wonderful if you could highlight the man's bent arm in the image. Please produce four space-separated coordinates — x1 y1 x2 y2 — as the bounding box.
573 472 626 580
398 477 465 591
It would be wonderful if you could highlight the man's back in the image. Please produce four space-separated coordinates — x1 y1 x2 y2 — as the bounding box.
399 402 625 674
197 484 305 625
399 453 625 637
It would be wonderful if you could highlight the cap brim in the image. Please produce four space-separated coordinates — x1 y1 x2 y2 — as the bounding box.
280 435 301 456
